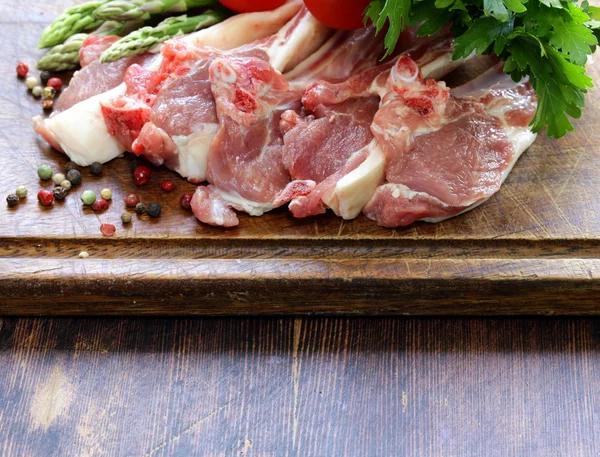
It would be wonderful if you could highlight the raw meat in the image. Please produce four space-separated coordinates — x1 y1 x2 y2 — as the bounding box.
190 26 392 226
281 32 462 219
362 62 537 227
33 1 303 166
102 6 331 182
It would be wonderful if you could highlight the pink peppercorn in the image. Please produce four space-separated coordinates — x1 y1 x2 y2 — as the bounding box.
47 77 62 92
134 165 151 186
100 224 116 237
92 198 109 212
180 193 193 210
124 193 140 207
16 62 28 78
37 189 54 206
161 180 175 192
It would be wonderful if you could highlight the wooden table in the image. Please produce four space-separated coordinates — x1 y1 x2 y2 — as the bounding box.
0 316 598 456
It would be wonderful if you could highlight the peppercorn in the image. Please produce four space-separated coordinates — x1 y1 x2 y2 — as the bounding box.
52 172 66 185
124 193 140 207
92 198 109 212
180 193 193 210
100 188 112 200
90 162 103 175
47 77 62 92
42 86 56 100
52 186 67 201
121 212 132 224
133 165 151 186
161 180 175 192
66 169 82 186
100 224 116 237
80 190 96 206
40 70 51 84
6 194 19 207
64 161 78 173
60 180 72 190
42 99 54 110
135 202 147 215
78 251 90 259
147 202 162 218
37 189 54 206
32 86 43 98
25 76 39 90
16 186 28 199
37 164 53 181
16 62 29 78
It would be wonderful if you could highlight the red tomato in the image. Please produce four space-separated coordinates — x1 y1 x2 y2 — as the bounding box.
218 0 286 13
304 0 371 30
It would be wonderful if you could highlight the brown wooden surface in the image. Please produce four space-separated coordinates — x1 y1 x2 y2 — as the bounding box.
0 1 599 314
0 316 598 456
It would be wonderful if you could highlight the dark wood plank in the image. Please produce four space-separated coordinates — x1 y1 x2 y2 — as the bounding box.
0 316 598 456
0 1 598 314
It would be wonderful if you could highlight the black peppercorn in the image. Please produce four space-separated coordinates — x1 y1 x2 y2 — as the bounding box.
129 158 139 172
147 202 162 218
53 186 68 201
66 169 82 186
6 194 19 207
64 161 79 173
40 70 52 84
135 202 147 215
90 162 103 175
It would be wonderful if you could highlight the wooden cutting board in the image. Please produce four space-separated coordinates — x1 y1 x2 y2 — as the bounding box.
0 1 598 315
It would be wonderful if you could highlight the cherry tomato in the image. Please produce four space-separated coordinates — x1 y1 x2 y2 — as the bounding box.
304 0 371 30
218 0 286 13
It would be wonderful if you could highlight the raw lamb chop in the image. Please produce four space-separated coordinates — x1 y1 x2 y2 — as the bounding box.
190 26 393 227
363 61 537 227
280 32 463 219
33 1 303 166
101 6 331 182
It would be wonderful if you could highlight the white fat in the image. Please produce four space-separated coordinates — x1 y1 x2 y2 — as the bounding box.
392 64 418 84
170 123 219 182
42 84 127 166
323 141 385 219
212 62 237 84
214 188 275 217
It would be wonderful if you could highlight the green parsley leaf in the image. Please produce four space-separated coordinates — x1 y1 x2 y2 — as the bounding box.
365 0 412 57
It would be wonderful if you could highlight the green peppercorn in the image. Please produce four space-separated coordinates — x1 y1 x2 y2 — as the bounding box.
40 71 51 84
135 202 147 215
60 180 72 190
53 186 67 201
52 172 66 185
147 202 162 218
90 162 103 175
15 186 28 199
6 194 19 207
121 212 132 224
42 86 56 100
37 164 53 181
100 188 112 200
80 190 96 206
64 161 78 173
66 169 82 186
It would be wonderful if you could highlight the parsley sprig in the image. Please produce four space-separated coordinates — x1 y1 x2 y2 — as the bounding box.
365 0 600 137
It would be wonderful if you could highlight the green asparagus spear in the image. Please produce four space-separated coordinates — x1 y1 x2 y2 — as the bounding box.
93 0 217 22
99 10 225 63
38 0 110 48
37 21 143 72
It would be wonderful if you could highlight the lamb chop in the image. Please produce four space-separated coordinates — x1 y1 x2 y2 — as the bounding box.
279 32 464 219
100 6 331 182
189 26 396 227
33 1 303 166
362 61 537 227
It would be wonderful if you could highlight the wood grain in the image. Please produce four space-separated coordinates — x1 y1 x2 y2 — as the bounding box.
0 1 599 314
0 316 598 456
